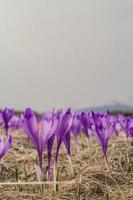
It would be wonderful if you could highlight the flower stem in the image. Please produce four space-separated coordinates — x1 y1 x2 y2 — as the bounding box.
67 154 74 176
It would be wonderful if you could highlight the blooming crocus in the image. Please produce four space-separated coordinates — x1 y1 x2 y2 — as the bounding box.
71 114 81 139
109 115 122 136
2 108 14 135
92 111 114 161
117 114 127 133
55 108 73 163
53 108 73 186
63 131 71 156
63 131 74 174
23 108 58 180
9 115 22 130
0 135 12 160
126 116 133 146
71 114 82 153
80 112 94 138
125 116 133 138
0 114 3 127
41 111 58 179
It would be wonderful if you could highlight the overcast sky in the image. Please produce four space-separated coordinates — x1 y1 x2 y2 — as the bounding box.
0 0 133 111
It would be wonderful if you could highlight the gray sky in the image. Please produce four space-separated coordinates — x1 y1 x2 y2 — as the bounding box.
0 0 133 111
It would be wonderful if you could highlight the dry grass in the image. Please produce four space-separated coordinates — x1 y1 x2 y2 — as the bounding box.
0 130 133 200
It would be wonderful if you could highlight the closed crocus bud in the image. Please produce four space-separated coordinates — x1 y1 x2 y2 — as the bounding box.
0 113 4 126
55 108 73 163
71 114 81 138
92 111 114 161
39 111 58 145
9 116 21 130
118 114 127 130
80 112 94 138
2 108 14 135
126 116 133 137
52 108 73 186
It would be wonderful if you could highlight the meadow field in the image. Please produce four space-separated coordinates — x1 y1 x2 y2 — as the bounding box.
0 130 132 200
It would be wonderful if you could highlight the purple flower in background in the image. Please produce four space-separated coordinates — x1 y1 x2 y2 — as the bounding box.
118 114 127 131
109 115 122 135
23 108 58 178
80 112 93 137
126 116 133 137
9 116 22 130
71 114 81 139
0 114 4 127
92 111 114 160
0 135 12 160
1 108 14 135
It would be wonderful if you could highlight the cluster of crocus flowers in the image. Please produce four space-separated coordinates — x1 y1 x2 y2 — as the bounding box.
0 107 133 182
22 108 73 180
21 108 133 179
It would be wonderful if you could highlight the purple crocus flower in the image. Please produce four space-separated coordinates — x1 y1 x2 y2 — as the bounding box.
92 111 114 160
1 108 14 135
71 114 82 153
0 135 12 160
55 108 73 163
52 108 73 184
126 116 133 138
63 131 71 156
0 113 4 127
109 115 122 136
41 111 58 179
9 115 22 130
23 108 58 179
71 114 81 139
117 114 127 134
80 112 94 138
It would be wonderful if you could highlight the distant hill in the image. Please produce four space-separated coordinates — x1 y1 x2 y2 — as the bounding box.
77 103 133 114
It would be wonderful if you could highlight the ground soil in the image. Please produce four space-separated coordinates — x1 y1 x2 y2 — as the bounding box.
0 130 132 200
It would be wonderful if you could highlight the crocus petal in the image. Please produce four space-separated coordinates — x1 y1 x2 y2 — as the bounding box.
46 134 55 180
91 111 114 159
0 135 12 160
40 112 57 144
2 135 12 156
63 131 71 156
23 108 39 145
71 116 81 138
0 139 4 159
55 108 73 163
